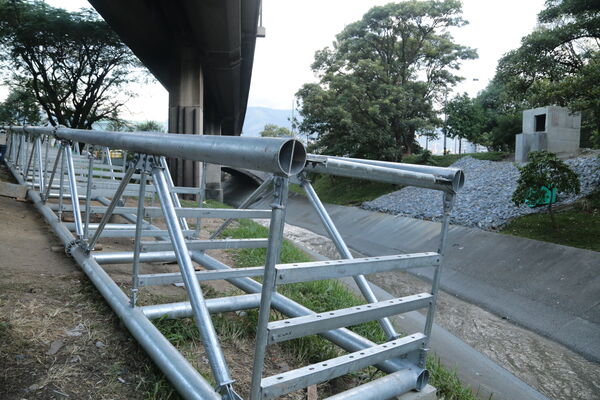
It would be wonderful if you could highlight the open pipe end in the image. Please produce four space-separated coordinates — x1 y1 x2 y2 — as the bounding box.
453 169 465 192
416 369 429 391
278 139 307 176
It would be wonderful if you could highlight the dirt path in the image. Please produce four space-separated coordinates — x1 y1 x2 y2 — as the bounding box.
278 223 600 400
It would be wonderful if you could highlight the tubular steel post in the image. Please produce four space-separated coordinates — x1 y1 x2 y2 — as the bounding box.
159 156 189 232
58 145 66 221
24 137 36 184
43 137 50 186
301 177 399 340
131 168 147 307
35 137 45 191
65 145 84 238
152 164 238 398
195 161 206 238
250 176 289 400
84 151 95 239
424 192 454 342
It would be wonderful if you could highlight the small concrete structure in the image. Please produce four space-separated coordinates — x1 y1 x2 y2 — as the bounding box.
515 106 581 162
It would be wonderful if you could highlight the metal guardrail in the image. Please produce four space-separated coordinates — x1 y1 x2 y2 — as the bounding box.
2 125 460 400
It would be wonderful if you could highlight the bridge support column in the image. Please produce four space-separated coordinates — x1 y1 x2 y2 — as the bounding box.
203 105 223 202
168 48 223 202
168 49 203 195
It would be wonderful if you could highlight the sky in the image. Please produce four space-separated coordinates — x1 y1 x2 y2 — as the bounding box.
20 0 547 122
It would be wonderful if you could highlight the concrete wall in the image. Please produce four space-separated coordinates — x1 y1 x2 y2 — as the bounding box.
517 106 581 162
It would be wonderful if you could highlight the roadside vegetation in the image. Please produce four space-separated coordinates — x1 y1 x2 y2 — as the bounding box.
501 190 600 252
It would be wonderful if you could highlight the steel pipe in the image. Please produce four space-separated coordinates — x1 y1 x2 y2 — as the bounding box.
306 154 463 193
5 126 307 176
153 166 235 391
324 369 428 400
141 294 262 320
93 251 180 264
328 155 465 192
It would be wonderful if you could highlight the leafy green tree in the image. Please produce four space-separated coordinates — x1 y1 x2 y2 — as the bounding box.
296 0 476 161
0 0 142 129
0 86 42 125
495 0 600 146
445 93 485 148
259 123 291 137
512 151 580 227
135 120 164 132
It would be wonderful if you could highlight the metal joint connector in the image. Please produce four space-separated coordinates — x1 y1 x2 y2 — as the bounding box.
65 239 84 257
133 153 159 173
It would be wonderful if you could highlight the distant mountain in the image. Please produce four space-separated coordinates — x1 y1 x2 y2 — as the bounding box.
242 106 295 137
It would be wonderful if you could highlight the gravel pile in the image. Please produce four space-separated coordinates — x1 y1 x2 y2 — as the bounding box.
362 153 600 230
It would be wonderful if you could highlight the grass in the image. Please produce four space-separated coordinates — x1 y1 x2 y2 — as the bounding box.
501 191 600 252
297 152 507 206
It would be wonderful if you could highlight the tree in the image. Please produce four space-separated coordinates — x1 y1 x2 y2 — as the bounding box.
135 120 164 132
259 123 291 137
0 86 42 125
512 151 580 227
296 0 476 161
0 0 142 129
445 93 485 151
495 0 600 146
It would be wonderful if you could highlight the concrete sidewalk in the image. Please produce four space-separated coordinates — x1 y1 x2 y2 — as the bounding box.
255 194 600 363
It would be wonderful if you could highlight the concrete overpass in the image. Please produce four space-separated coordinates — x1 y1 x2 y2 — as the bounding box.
89 0 262 199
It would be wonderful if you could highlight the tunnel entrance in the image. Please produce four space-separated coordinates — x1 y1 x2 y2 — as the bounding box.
221 168 264 207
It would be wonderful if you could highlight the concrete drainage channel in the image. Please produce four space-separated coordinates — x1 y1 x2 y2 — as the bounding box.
2 125 469 399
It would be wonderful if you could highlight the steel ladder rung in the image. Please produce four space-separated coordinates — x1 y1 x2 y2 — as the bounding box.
275 252 441 284
260 333 427 399
267 293 432 344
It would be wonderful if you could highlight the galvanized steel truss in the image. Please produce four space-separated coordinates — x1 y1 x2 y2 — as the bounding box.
2 126 462 400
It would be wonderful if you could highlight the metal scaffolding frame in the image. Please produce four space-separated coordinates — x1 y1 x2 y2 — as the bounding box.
2 125 462 400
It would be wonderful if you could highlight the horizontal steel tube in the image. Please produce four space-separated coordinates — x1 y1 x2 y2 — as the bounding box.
138 267 265 287
141 294 262 319
7 126 307 176
6 162 220 400
142 238 269 251
305 156 461 193
94 251 180 264
85 229 196 238
324 369 428 400
327 155 465 192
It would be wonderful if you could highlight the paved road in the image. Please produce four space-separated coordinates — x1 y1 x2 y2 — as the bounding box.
254 193 600 363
